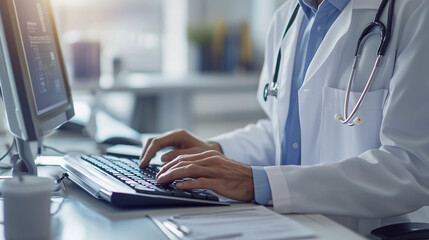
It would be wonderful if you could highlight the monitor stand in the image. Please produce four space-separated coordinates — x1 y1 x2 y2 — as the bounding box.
12 137 37 176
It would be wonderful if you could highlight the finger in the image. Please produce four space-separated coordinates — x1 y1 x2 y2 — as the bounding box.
140 139 161 168
139 130 196 168
139 132 184 168
160 148 203 163
140 137 154 160
157 155 199 178
157 151 220 177
175 178 215 190
177 178 253 202
157 164 218 184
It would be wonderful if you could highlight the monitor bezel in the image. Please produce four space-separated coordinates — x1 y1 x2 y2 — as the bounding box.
0 0 74 141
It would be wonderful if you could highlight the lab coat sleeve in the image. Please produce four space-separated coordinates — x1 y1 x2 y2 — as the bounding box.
267 1 429 218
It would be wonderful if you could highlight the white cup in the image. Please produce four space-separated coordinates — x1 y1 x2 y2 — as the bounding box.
2 176 54 240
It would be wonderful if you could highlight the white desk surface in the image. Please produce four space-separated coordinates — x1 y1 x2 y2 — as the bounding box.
0 132 367 240
0 174 366 240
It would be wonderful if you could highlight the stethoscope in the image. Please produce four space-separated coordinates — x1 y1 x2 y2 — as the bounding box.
263 0 395 126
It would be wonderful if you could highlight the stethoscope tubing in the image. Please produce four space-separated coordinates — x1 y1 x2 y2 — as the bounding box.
338 0 394 126
338 55 382 126
263 3 300 102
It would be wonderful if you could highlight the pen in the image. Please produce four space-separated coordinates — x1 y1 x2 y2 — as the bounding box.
163 218 192 239
163 217 243 240
195 233 243 240
147 215 181 240
162 218 243 240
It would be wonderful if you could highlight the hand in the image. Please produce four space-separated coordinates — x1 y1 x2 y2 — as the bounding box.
156 150 254 202
139 130 222 168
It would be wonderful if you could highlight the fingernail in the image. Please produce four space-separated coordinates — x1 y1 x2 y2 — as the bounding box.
157 174 164 181
176 182 183 188
156 168 164 178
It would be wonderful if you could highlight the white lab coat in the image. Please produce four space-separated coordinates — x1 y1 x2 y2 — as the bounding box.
212 0 429 237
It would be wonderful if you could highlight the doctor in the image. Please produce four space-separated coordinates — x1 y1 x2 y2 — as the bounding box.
140 0 429 236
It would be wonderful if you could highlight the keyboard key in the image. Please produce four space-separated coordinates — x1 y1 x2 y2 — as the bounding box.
118 176 131 182
125 181 137 187
135 180 148 184
134 185 156 194
191 193 206 200
150 186 173 196
172 190 192 198
206 195 219 201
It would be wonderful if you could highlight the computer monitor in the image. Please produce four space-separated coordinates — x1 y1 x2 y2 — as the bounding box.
0 0 74 175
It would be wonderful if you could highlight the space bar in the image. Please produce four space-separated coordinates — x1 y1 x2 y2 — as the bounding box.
134 185 172 196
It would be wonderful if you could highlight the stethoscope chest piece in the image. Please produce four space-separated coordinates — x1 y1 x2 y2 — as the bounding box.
264 82 279 101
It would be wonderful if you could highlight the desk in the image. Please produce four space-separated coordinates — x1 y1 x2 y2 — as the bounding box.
1 174 367 240
0 132 367 240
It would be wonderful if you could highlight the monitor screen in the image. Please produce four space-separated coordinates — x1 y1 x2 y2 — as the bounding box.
0 0 74 174
0 0 74 141
14 0 68 115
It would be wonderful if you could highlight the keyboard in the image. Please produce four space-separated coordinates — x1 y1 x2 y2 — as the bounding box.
79 154 220 202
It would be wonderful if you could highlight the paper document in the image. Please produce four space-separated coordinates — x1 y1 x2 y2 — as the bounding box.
148 206 315 240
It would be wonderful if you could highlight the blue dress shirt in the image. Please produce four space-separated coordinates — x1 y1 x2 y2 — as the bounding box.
252 0 351 205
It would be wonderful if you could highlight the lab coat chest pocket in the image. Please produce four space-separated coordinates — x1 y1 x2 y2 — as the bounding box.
319 87 388 163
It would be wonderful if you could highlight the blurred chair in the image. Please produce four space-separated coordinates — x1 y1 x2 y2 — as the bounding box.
371 222 429 240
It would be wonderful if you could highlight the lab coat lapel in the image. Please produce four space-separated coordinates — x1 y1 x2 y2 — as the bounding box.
302 0 380 87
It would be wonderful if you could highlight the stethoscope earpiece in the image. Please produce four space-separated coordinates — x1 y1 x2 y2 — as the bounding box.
334 113 363 126
353 117 363 125
334 113 343 122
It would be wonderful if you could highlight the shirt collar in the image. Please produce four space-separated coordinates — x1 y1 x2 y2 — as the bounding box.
298 0 350 18
328 0 350 12
298 0 316 17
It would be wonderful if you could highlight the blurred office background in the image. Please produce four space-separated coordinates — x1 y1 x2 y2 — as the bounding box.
51 0 286 138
